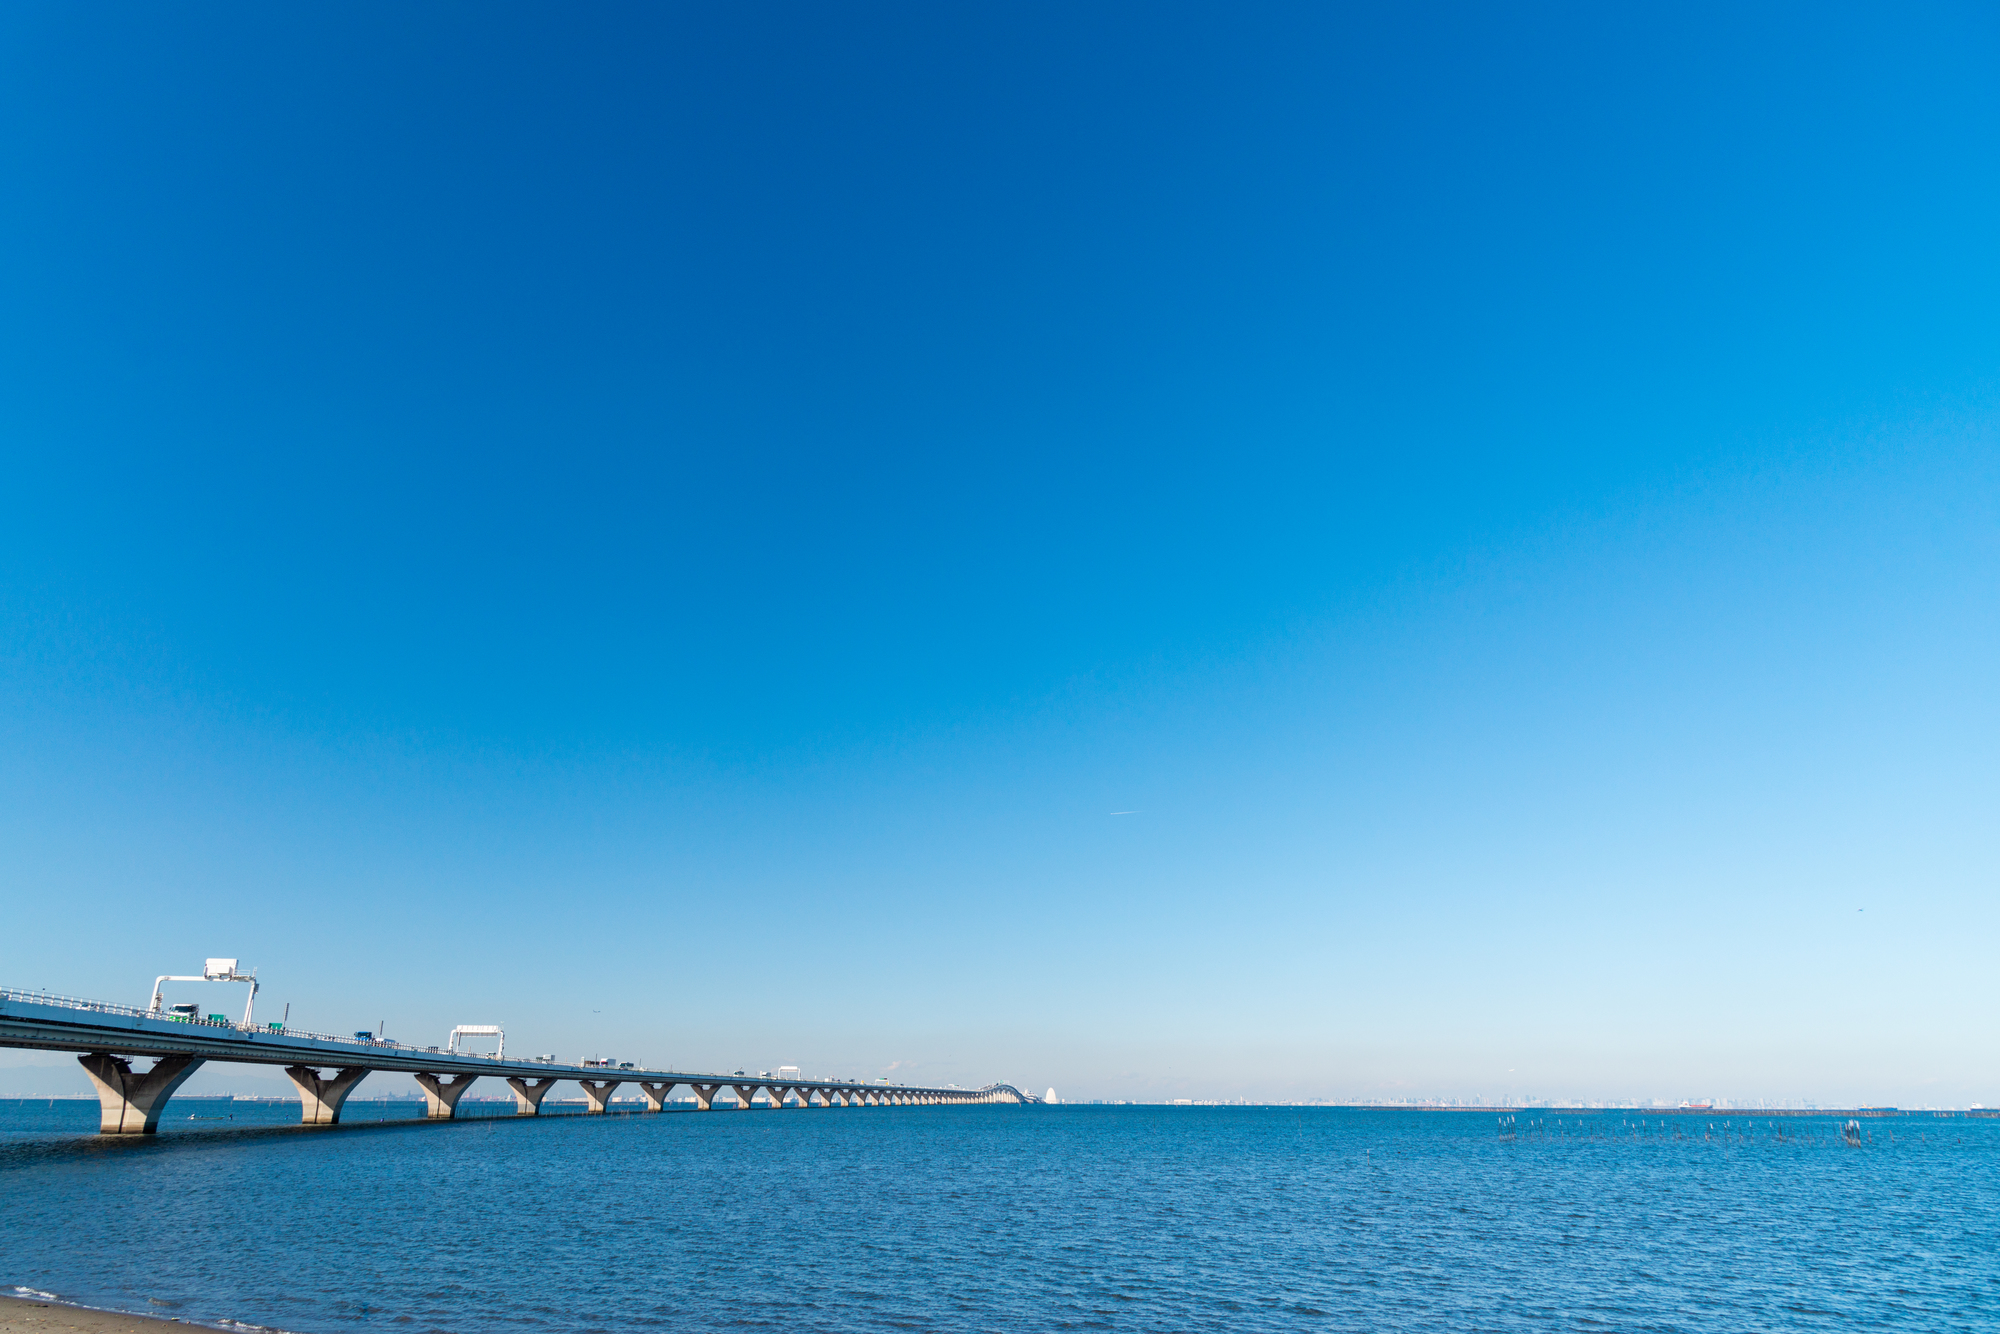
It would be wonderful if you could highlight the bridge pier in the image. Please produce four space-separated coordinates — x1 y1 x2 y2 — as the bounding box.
283 1066 370 1124
507 1076 560 1115
638 1081 678 1112
578 1079 623 1113
414 1072 479 1120
730 1083 760 1110
690 1082 721 1110
78 1052 205 1135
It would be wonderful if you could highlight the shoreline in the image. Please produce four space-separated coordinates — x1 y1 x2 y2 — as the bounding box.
0 1292 285 1333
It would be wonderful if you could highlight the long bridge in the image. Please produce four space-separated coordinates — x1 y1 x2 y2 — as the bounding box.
0 984 1036 1134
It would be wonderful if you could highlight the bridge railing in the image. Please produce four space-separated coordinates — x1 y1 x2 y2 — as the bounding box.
3 986 1007 1094
0 986 525 1058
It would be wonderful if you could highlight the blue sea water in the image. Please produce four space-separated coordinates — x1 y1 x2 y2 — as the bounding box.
1 1099 1995 1332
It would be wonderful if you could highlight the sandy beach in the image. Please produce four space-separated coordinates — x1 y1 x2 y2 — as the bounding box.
0 1294 230 1333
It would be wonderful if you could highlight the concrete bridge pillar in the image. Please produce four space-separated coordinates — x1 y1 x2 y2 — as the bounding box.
578 1079 623 1114
414 1072 479 1120
690 1083 721 1110
78 1052 205 1135
638 1081 679 1112
507 1076 560 1115
283 1066 370 1124
730 1083 760 1110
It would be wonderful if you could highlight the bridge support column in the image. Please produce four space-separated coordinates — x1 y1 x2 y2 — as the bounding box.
78 1052 205 1135
690 1083 721 1110
507 1077 559 1115
283 1066 370 1124
731 1084 760 1110
579 1079 623 1114
414 1072 479 1120
638 1081 679 1112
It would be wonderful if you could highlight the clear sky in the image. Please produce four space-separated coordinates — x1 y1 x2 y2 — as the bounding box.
2 3 1997 1106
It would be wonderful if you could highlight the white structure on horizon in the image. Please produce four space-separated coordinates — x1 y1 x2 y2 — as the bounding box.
1046 1088 1058 1104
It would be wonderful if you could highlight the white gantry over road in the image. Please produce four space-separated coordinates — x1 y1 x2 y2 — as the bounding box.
0 970 1037 1135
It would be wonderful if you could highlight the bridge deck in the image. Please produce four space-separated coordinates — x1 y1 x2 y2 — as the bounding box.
0 988 1001 1100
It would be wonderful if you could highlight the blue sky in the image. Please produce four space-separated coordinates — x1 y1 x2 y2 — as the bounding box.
2 3 1997 1105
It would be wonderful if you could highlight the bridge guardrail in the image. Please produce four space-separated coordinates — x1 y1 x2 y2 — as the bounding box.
0 986 512 1058
2 986 1036 1100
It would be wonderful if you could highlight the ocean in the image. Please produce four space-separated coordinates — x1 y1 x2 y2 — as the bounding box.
2 1099 1994 1331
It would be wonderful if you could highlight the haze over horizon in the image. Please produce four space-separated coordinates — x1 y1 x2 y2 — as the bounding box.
3 3 1998 1108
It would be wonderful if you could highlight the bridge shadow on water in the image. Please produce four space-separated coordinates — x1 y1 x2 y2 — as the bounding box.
0 1095 927 1168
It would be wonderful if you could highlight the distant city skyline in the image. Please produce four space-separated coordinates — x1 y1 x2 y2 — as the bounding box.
3 3 1998 1108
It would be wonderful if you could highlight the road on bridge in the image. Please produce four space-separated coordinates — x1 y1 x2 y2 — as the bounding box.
0 986 1036 1133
